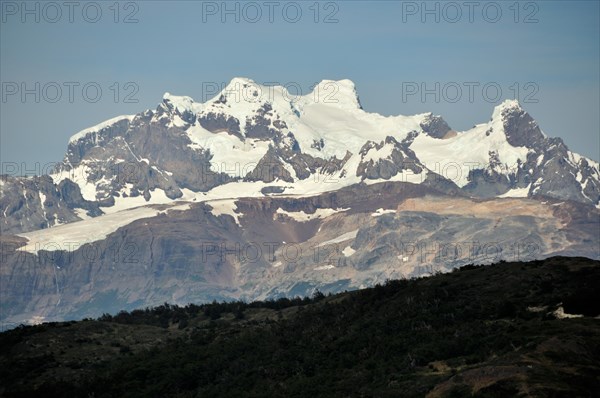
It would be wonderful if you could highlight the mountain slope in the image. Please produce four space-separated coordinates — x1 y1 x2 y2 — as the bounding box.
2 181 598 327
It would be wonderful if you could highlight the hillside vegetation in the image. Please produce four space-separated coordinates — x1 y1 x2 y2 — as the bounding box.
1 256 599 397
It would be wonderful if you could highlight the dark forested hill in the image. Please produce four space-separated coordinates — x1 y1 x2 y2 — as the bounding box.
1 256 599 397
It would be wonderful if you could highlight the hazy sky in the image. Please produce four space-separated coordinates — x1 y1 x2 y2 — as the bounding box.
1 1 599 173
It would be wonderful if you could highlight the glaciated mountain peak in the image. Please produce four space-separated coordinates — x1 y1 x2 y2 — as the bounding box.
162 92 195 109
161 92 202 119
205 77 363 113
306 78 362 110
492 99 523 119
207 77 299 108
213 77 261 102
158 78 363 125
227 76 257 86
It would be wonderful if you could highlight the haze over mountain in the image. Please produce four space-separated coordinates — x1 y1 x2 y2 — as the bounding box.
1 78 599 327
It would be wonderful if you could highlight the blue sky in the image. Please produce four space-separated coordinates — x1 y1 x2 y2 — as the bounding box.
1 0 599 171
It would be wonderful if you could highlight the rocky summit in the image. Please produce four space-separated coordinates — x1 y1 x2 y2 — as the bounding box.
1 78 599 327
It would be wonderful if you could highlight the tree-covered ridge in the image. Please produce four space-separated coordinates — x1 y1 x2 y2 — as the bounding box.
1 256 599 397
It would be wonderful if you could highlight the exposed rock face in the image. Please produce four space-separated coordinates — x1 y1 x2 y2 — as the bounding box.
245 145 294 183
458 102 599 203
501 104 546 149
0 175 101 234
463 150 515 198
67 103 230 196
526 139 600 204
245 103 286 140
356 136 424 180
198 112 242 138
420 113 452 139
500 102 600 204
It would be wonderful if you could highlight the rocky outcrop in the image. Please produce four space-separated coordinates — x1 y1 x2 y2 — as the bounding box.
420 113 452 139
0 175 101 234
500 104 546 149
245 103 287 139
459 102 600 204
356 136 424 180
198 112 242 138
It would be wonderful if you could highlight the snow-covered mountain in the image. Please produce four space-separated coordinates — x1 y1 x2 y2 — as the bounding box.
1 77 599 326
2 77 598 235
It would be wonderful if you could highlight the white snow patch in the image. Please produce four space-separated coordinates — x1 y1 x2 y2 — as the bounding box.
38 192 46 206
17 206 164 254
371 208 396 217
314 264 335 270
497 184 531 198
186 124 270 178
275 207 348 222
38 192 47 219
52 213 64 226
553 306 583 319
536 154 544 166
171 115 188 128
208 199 242 226
342 246 355 257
